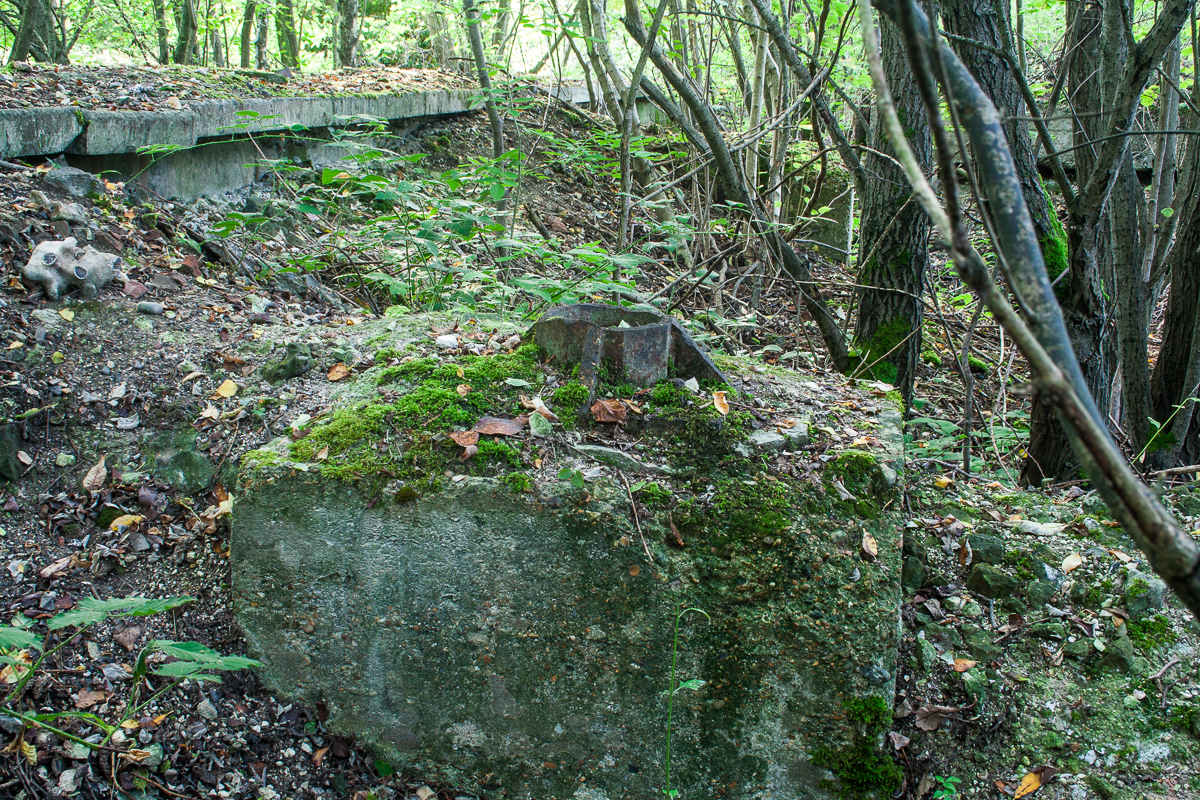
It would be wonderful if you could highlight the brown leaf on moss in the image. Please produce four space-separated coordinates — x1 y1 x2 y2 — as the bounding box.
472 415 529 436
590 399 626 423
450 430 480 447
666 516 685 549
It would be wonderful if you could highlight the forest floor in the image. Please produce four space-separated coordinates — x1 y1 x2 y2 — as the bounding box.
0 74 1198 800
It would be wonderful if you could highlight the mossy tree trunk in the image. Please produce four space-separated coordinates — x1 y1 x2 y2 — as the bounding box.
1023 0 1115 484
333 0 359 67
275 0 300 68
853 13 930 403
1149 113 1200 465
173 0 199 64
152 0 171 63
239 0 255 67
1022 0 1189 481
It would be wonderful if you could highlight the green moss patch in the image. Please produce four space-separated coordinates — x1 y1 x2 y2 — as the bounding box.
812 697 902 800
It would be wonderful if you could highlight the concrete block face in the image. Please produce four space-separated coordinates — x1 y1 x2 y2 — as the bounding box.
72 109 198 155
0 108 83 158
231 313 906 800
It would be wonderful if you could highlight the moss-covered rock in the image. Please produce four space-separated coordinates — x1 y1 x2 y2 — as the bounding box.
965 564 1019 599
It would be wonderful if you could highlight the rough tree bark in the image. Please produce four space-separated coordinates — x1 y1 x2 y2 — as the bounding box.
1022 0 1192 483
173 0 199 64
852 12 930 402
153 0 171 63
240 0 255 67
940 0 1062 263
333 0 359 67
8 0 42 63
275 0 300 67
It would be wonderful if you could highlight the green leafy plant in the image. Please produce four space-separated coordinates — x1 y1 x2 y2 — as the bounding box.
558 467 586 488
661 605 711 799
931 775 962 800
0 596 259 760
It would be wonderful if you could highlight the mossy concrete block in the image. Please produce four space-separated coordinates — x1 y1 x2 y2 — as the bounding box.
1026 580 1057 608
148 430 215 493
0 424 22 482
1099 637 1138 674
966 564 1019 599
262 342 314 383
965 629 1001 663
71 109 199 155
0 108 83 158
1123 570 1167 620
232 313 906 800
966 534 1004 566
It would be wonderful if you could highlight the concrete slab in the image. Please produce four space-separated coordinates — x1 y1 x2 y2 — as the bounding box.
0 107 83 158
4 89 474 160
68 109 198 156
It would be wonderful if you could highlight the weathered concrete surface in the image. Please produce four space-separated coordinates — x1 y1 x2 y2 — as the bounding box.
0 108 82 159
232 312 905 800
0 89 474 159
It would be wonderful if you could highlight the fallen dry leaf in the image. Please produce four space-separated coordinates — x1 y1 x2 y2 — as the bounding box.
775 418 797 429
1014 765 1057 798
861 531 878 561
953 658 977 672
312 746 330 767
450 430 481 447
591 399 626 423
1061 553 1083 573
934 475 955 488
666 517 685 549
316 446 329 461
713 391 730 416
82 456 107 493
456 383 472 396
113 627 141 651
213 379 238 399
38 557 70 579
888 731 910 750
328 363 351 382
15 450 31 467
472 415 530 436
416 787 435 800
109 514 144 531
913 704 960 731
459 444 478 462
59 308 75 322
74 688 110 709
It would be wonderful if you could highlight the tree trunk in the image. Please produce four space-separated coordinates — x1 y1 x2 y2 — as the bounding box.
152 0 171 63
852 13 930 402
8 0 42 63
1023 0 1114 483
941 0 1063 268
255 1 269 67
1150 114 1200 463
240 0 255 67
463 0 504 161
173 0 199 64
425 11 458 71
275 0 299 67
333 0 359 67
491 0 511 51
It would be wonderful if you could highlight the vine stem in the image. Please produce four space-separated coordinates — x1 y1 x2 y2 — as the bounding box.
663 605 710 798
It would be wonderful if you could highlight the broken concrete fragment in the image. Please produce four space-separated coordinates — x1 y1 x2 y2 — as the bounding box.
532 303 728 407
262 343 314 383
21 237 120 299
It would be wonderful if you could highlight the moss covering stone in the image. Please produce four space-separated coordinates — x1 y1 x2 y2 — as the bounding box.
233 310 907 799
